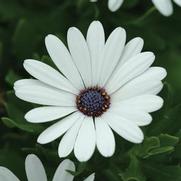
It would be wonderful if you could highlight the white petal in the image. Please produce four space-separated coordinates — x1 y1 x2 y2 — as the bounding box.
119 37 144 66
108 0 124 12
37 112 81 144
0 167 20 181
105 112 144 143
14 79 75 106
110 106 152 126
173 0 181 6
113 80 163 101
25 154 47 181
99 27 126 86
58 115 84 158
90 0 97 2
45 34 84 90
144 67 167 80
152 0 173 16
14 79 39 88
25 106 76 123
112 66 167 101
87 21 105 86
23 59 78 94
53 159 75 181
84 173 95 181
114 95 164 113
74 117 96 162
67 27 92 87
150 83 164 95
95 117 115 157
106 52 155 94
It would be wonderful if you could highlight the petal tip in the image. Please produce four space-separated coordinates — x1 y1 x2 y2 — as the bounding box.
45 34 57 43
162 68 167 79
37 136 47 145
135 37 144 45
24 112 33 123
136 134 144 144
58 149 67 159
23 59 33 69
68 27 77 33
25 154 37 162
75 153 91 162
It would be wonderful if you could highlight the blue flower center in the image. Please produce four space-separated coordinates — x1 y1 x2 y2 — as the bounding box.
76 87 110 117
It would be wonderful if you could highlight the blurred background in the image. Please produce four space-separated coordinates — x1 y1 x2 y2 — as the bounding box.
0 0 181 180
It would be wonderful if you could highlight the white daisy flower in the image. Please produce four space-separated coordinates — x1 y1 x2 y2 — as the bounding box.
90 0 181 16
0 154 95 181
90 0 123 12
151 0 181 16
14 21 166 162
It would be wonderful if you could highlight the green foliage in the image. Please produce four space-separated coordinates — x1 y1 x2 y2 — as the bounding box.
0 0 181 181
120 156 146 181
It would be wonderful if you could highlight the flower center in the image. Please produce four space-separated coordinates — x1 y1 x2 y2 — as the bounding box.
76 87 110 117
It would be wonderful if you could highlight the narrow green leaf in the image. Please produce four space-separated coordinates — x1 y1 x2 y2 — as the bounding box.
120 155 146 181
1 117 43 133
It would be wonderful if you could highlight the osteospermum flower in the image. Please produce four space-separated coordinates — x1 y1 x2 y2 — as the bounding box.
90 0 181 16
0 154 94 181
14 21 166 162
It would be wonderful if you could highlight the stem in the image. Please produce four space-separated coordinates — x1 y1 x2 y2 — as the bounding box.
128 6 156 25
135 6 156 23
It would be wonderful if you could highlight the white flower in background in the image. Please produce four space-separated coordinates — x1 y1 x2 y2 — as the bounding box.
152 0 181 16
0 154 95 181
90 0 123 12
14 21 166 162
90 0 181 16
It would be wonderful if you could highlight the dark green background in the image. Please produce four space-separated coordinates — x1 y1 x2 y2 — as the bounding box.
0 0 181 180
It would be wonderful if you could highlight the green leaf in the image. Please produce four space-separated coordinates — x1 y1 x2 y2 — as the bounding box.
159 134 179 147
143 134 179 158
147 146 174 157
131 136 160 157
1 117 43 133
4 91 44 134
120 155 146 181
131 134 179 159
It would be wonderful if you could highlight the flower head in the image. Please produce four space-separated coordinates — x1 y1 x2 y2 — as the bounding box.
90 0 181 16
14 21 166 162
0 154 94 181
